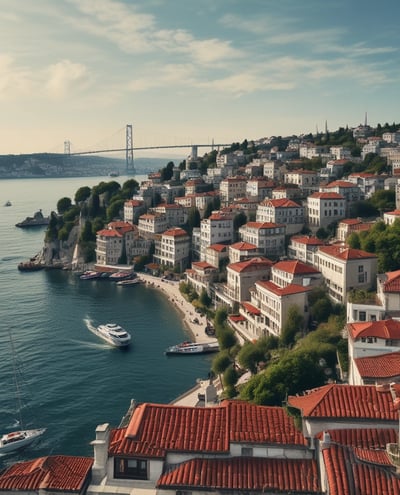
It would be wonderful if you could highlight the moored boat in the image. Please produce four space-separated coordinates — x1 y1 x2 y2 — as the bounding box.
109 270 137 281
18 261 44 271
15 209 49 228
116 278 141 286
165 341 219 355
80 270 102 280
92 323 132 347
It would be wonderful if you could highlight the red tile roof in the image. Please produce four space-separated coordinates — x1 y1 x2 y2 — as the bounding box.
192 261 216 270
319 428 397 449
273 260 320 275
347 319 400 340
325 180 357 188
339 218 362 225
163 227 188 237
354 351 400 379
208 243 229 252
241 301 261 315
109 400 308 457
97 228 122 238
261 198 302 208
157 457 320 493
309 192 345 199
385 209 400 216
287 384 398 420
0 456 93 491
256 280 311 296
318 245 377 260
230 241 257 251
229 257 273 273
381 269 400 293
245 221 284 230
322 443 400 495
290 235 324 246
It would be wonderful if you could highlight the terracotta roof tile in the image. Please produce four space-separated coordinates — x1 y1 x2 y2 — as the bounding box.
318 245 377 260
260 198 302 208
241 301 261 315
229 257 273 273
309 192 345 199
288 384 398 420
0 456 93 491
208 243 229 252
322 444 400 495
273 260 320 275
245 221 284 229
382 269 400 292
230 241 258 250
109 401 308 458
163 227 188 237
97 228 122 238
157 457 320 493
347 320 400 340
256 280 311 296
354 351 400 379
290 236 324 246
319 428 397 449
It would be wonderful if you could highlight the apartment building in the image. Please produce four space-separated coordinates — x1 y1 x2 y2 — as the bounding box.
150 203 187 227
256 198 304 236
245 177 275 201
153 227 190 272
306 192 346 230
219 176 247 206
228 242 258 263
347 172 385 198
95 221 137 266
199 212 234 261
123 199 146 224
284 169 319 196
138 213 169 239
287 235 325 265
336 218 374 242
316 245 378 303
241 280 310 339
238 221 285 258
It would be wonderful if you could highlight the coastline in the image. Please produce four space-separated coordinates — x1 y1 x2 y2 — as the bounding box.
137 273 221 406
138 273 215 344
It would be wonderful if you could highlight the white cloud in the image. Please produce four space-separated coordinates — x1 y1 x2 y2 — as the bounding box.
0 54 32 100
44 60 91 98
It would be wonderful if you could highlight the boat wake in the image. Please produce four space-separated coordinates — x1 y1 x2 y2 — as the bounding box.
83 317 112 350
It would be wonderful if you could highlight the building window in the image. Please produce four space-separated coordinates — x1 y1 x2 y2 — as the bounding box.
359 311 366 321
114 458 148 479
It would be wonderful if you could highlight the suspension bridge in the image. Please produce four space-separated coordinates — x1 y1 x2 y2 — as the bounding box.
63 124 231 174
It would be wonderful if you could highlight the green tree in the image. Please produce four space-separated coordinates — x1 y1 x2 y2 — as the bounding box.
212 350 232 376
280 305 304 347
57 197 72 214
237 342 266 374
187 206 201 232
199 288 212 307
74 186 91 203
80 220 94 243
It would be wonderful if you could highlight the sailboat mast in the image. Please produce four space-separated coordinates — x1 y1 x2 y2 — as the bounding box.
8 331 24 429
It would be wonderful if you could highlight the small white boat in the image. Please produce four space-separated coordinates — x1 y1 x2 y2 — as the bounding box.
0 428 46 455
94 323 132 347
116 278 141 286
165 341 219 355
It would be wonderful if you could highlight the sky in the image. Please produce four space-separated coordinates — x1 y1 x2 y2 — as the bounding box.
1 0 400 157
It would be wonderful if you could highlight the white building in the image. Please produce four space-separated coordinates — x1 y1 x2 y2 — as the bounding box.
219 176 247 206
256 199 304 236
284 169 319 196
238 221 285 258
287 236 325 265
306 192 346 230
200 212 234 261
95 221 137 266
123 199 146 224
138 213 169 239
315 245 378 304
153 227 190 272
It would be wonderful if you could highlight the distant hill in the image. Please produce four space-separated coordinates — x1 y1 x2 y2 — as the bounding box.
0 153 176 179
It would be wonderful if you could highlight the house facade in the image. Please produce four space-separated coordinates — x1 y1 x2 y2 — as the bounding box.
153 227 190 272
238 221 286 259
256 198 304 236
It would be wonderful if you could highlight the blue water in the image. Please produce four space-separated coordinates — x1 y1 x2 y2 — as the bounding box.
0 176 211 467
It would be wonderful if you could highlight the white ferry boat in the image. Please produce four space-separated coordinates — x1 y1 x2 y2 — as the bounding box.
94 323 132 347
165 341 219 355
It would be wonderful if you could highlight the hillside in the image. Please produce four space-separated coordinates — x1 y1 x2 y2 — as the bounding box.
0 154 174 179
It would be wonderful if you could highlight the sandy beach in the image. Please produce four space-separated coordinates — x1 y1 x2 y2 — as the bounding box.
138 272 216 344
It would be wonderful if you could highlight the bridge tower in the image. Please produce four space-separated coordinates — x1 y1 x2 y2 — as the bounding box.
64 140 71 155
126 124 134 174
